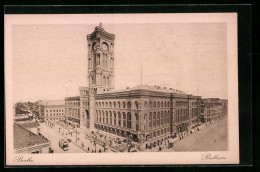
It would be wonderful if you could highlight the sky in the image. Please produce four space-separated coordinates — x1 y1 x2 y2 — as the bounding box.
12 21 227 102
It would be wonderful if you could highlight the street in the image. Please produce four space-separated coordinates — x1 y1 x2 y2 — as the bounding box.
39 123 86 153
169 116 228 152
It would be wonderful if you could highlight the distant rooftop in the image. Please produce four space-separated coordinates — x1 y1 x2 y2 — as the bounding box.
40 100 65 106
14 123 49 149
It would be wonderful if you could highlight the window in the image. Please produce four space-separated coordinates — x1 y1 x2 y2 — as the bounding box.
149 101 152 108
118 112 122 126
102 111 105 123
149 113 152 128
161 102 164 108
144 101 148 108
123 112 126 127
135 114 139 131
153 113 156 127
157 102 160 108
127 113 131 129
135 101 139 109
153 102 156 108
127 101 131 109
118 102 121 109
106 111 108 124
157 112 160 125
123 102 126 108
161 112 163 125
110 112 112 124
113 102 116 108
114 112 117 125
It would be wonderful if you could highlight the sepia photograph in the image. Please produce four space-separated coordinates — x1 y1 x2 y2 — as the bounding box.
5 13 239 165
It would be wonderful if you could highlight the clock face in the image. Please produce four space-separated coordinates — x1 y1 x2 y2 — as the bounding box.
102 43 108 51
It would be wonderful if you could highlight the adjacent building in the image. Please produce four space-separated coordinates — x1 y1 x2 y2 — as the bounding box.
14 123 50 154
43 100 65 122
65 23 201 149
200 98 226 123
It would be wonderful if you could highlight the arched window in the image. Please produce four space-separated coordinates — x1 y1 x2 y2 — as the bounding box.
114 112 117 125
97 53 100 65
106 111 108 124
168 102 170 107
109 102 112 108
153 112 156 127
105 102 108 108
135 114 139 131
153 102 156 108
161 102 164 108
123 112 126 127
149 101 152 108
102 102 104 108
127 101 131 109
102 111 104 123
99 110 101 122
164 101 167 107
118 112 121 127
164 112 167 125
161 112 163 125
157 112 160 126
157 102 160 108
99 102 101 107
144 101 148 108
96 110 98 122
122 102 126 108
118 102 121 109
149 113 152 128
109 111 112 125
135 101 139 109
107 77 109 86
127 113 131 129
113 102 116 108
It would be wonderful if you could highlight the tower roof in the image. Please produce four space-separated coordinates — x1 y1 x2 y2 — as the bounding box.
87 23 115 41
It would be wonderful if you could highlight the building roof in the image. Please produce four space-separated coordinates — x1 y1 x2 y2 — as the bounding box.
16 120 40 128
65 96 80 101
14 123 49 149
103 84 189 95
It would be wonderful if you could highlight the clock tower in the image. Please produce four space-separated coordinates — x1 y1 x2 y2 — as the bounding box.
87 23 115 94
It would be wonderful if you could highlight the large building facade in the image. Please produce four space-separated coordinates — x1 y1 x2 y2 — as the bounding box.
65 23 201 148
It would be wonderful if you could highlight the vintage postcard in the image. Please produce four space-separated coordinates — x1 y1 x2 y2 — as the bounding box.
5 13 239 165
